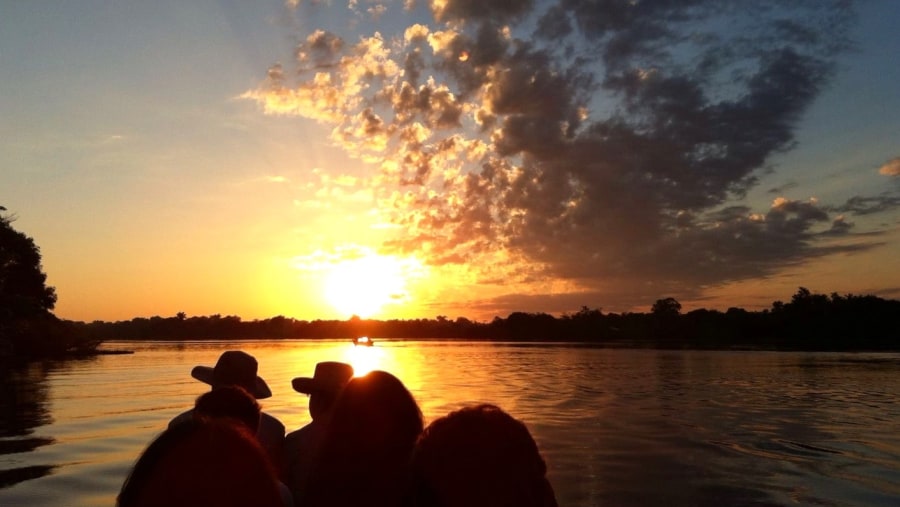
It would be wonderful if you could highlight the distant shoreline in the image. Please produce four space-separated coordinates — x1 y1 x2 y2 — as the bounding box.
83 348 135 355
7 288 899 360
99 337 900 354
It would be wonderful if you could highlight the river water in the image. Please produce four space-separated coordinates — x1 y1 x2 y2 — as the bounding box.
1 340 899 506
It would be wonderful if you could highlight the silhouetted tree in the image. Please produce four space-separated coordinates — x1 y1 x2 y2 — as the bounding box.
0 212 57 315
561 306 606 341
0 210 86 356
651 298 682 317
649 298 684 346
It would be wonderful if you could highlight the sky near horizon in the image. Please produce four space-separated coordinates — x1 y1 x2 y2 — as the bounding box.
2 0 899 323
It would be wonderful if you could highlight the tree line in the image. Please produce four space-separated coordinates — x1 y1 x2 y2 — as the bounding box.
3 206 899 358
72 287 900 351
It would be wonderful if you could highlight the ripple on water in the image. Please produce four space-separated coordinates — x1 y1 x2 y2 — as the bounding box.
3 344 900 507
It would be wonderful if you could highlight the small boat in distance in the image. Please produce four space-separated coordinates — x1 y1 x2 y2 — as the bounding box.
353 336 374 347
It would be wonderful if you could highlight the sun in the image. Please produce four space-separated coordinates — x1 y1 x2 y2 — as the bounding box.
322 253 421 318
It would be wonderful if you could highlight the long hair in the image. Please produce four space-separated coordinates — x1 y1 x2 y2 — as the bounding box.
409 404 558 507
118 418 282 507
303 370 424 507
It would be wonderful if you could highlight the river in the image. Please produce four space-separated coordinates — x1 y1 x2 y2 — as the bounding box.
1 340 899 506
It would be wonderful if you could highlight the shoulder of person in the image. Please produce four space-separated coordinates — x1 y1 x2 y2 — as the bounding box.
261 411 286 434
285 421 316 442
168 408 194 428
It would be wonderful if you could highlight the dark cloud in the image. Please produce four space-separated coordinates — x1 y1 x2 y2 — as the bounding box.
296 30 344 69
768 181 799 194
822 216 853 236
432 0 534 24
534 5 571 40
413 0 862 289
829 194 900 216
250 0 893 301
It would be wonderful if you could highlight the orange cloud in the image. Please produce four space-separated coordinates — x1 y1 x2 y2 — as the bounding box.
880 157 900 176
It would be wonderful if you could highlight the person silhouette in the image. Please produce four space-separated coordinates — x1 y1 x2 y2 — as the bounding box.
302 370 423 507
118 418 284 507
169 350 285 468
409 403 558 507
283 361 354 505
193 386 293 507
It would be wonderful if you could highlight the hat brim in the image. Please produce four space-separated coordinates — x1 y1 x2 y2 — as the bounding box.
293 377 342 394
192 365 272 399
292 377 317 394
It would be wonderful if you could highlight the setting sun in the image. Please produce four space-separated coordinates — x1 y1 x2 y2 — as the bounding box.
322 252 424 318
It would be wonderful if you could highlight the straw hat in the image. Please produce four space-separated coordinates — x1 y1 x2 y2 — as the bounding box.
292 361 354 394
191 350 272 399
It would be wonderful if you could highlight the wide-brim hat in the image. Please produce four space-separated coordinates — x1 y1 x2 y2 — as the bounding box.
292 361 354 395
192 350 272 399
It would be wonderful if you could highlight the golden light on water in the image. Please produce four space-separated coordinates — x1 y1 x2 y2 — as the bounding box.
335 341 426 407
341 342 384 376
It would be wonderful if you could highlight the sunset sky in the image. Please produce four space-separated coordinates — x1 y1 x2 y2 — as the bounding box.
2 0 899 323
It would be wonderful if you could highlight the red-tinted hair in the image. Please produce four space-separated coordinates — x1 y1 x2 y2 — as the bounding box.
117 418 282 507
303 370 424 507
410 404 558 507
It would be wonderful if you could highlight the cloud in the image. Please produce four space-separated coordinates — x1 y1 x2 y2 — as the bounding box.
880 157 900 176
246 0 881 304
431 0 533 24
296 30 344 69
767 181 799 195
102 134 126 143
368 4 387 21
822 215 853 236
829 194 900 216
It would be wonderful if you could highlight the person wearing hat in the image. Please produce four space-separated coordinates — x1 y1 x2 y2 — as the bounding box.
169 351 286 469
283 361 354 506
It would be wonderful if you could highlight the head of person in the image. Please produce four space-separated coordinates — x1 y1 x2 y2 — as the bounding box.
190 350 272 399
193 385 261 433
291 361 354 420
117 418 282 507
304 370 424 507
409 404 558 507
327 370 423 453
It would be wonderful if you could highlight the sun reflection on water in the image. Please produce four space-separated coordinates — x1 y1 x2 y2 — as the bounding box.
332 341 426 416
341 342 384 377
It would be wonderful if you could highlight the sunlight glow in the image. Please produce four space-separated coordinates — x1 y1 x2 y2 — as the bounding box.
322 251 424 318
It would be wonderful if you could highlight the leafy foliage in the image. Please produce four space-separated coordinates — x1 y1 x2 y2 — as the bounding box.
0 211 94 357
0 214 56 316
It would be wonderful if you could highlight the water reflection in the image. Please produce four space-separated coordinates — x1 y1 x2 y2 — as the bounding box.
341 342 384 376
0 437 55 455
0 465 57 489
2 344 900 507
0 362 58 488
0 363 53 437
